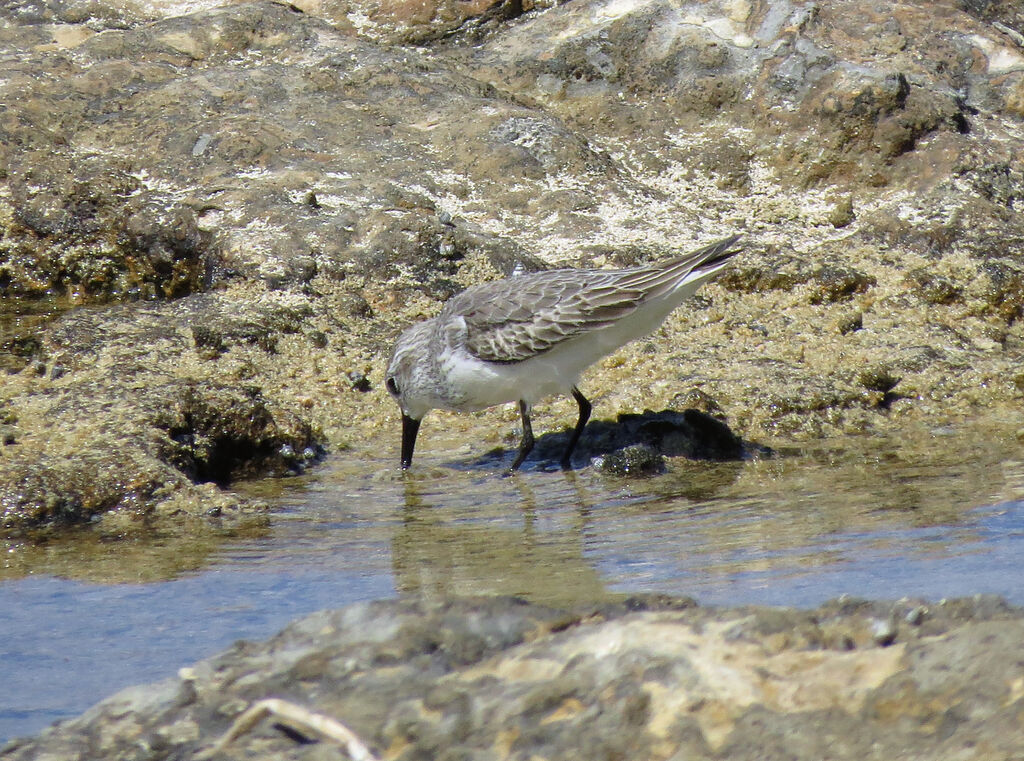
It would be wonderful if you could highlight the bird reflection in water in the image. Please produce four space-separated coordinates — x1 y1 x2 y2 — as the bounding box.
393 471 610 607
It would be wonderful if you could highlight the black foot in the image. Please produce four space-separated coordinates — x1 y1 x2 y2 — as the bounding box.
559 387 591 469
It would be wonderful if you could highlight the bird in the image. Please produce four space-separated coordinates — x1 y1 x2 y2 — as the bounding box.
385 234 743 471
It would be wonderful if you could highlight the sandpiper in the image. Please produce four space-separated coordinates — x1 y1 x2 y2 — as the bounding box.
386 234 743 471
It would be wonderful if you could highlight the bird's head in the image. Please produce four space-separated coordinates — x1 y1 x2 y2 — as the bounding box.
386 320 441 468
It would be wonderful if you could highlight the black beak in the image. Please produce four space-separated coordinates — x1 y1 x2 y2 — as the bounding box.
401 414 421 469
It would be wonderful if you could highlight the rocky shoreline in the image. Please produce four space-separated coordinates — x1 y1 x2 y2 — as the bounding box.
4 594 1024 760
3 0 1024 753
3 0 1024 535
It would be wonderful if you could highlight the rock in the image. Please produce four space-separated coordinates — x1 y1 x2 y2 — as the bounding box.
871 617 898 646
907 268 964 306
833 311 863 335
0 376 320 537
593 443 666 477
858 367 902 394
153 382 321 485
346 370 372 392
0 2 623 301
0 295 325 538
808 264 876 305
670 388 726 418
4 595 1023 760
828 195 855 228
905 605 928 625
2 0 1024 535
535 408 751 469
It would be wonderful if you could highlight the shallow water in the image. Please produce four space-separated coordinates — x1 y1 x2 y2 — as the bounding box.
2 427 1024 742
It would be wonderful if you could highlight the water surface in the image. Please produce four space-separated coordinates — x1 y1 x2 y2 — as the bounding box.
2 427 1023 742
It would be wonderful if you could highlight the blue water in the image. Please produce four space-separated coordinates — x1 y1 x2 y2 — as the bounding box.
0 570 393 741
600 500 1024 606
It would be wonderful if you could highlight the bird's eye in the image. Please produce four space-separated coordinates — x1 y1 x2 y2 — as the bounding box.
386 377 400 396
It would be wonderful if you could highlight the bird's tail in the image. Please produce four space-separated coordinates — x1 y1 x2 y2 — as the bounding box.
619 234 744 300
688 234 744 277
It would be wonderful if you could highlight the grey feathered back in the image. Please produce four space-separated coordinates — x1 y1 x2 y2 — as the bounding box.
444 235 742 363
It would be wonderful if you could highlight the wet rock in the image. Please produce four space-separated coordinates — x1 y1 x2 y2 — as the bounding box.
907 268 964 305
979 258 1024 323
858 367 902 394
670 388 725 418
0 330 42 374
538 409 750 469
808 264 876 305
1 448 193 534
2 168 213 300
308 330 329 349
664 409 748 460
4 595 1023 761
717 248 874 304
716 249 816 294
0 295 325 537
186 301 307 356
190 325 227 359
593 443 666 477
0 378 319 536
329 291 374 320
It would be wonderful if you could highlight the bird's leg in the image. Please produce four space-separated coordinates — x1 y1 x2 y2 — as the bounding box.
561 386 592 469
509 400 535 472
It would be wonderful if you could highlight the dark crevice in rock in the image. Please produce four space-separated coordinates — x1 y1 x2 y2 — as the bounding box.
155 384 323 487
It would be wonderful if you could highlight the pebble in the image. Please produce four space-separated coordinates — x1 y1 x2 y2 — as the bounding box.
905 606 927 625
871 618 898 646
348 371 372 392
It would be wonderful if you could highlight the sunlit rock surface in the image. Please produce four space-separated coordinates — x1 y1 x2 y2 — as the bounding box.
4 595 1023 760
2 0 1024 531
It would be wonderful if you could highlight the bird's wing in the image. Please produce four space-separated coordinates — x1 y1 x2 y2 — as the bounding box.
448 235 743 363
451 270 647 362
